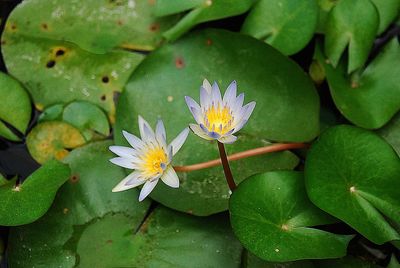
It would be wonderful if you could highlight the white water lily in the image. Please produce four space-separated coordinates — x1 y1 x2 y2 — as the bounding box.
109 116 189 201
185 79 256 144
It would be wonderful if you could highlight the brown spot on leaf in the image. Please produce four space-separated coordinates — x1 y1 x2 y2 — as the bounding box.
351 81 359 89
41 23 48 30
148 0 156 5
10 23 17 30
206 39 212 46
63 208 69 214
1 40 6 45
101 95 106 101
46 60 56 68
117 20 123 26
106 240 113 244
175 57 185 69
149 23 160 32
187 210 193 214
70 174 80 183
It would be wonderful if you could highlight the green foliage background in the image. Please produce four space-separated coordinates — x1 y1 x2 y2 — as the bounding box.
0 0 399 267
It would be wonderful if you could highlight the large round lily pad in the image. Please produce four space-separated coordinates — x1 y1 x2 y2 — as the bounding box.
4 0 179 53
115 28 318 215
241 0 318 55
1 33 143 119
0 71 31 141
0 160 70 226
322 39 400 129
27 121 86 164
230 171 352 261
8 141 243 267
305 125 400 244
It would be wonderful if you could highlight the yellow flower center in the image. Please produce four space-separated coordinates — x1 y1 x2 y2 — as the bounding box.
141 146 168 177
204 104 233 135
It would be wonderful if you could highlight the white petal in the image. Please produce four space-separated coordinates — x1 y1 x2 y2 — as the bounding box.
139 179 159 201
232 93 244 112
167 144 173 163
211 82 222 104
200 86 211 108
109 157 139 169
185 96 203 123
138 115 156 141
189 124 213 140
112 171 146 192
109 146 136 158
122 130 145 149
161 165 179 188
169 127 189 155
155 120 167 148
218 135 237 144
223 80 237 105
232 101 256 134
202 79 212 94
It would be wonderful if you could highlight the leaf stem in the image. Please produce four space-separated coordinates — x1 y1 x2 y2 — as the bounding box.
217 141 236 191
174 142 308 172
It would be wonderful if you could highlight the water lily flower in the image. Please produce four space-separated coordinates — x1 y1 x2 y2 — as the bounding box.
185 79 256 144
109 116 189 201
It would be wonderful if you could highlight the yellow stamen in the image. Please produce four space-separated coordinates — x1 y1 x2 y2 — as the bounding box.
204 104 233 135
141 146 167 177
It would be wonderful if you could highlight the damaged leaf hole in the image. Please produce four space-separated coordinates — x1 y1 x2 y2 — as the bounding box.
102 76 110 84
55 49 65 57
46 60 56 68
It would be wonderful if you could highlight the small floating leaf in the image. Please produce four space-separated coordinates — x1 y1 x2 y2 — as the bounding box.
38 104 64 123
0 160 70 226
230 171 352 261
241 0 318 55
305 125 400 244
27 121 86 164
321 38 400 129
159 0 255 41
0 71 31 141
62 101 109 141
324 0 379 73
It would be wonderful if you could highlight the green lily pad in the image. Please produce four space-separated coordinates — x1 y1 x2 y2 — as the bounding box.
158 0 255 41
4 0 179 53
229 171 352 262
27 121 86 164
38 103 64 123
388 254 400 268
115 29 318 215
63 101 110 141
245 252 315 267
241 0 318 55
321 38 400 129
0 159 70 226
0 71 31 141
378 111 400 156
324 0 379 73
1 34 143 120
8 141 151 267
8 141 242 267
370 0 400 35
305 125 400 244
315 0 336 33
